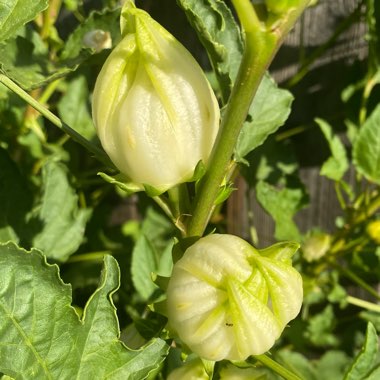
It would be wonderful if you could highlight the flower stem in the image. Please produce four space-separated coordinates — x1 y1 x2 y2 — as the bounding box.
187 0 310 238
67 251 111 263
186 1 276 238
0 74 114 168
347 295 380 313
254 354 302 380
337 265 380 302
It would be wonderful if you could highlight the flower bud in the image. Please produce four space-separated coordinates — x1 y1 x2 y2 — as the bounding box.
302 232 331 262
83 30 112 52
167 234 303 361
92 3 220 193
367 220 380 244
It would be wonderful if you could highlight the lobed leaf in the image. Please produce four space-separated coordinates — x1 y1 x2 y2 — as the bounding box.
255 179 308 241
29 161 91 262
0 6 120 90
236 75 294 163
0 29 88 90
305 305 339 347
0 242 168 379
0 151 89 262
176 0 243 103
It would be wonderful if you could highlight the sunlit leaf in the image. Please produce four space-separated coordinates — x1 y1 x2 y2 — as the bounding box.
0 242 169 379
176 0 243 102
236 75 293 163
0 0 48 42
344 323 379 380
29 161 91 262
353 105 380 184
316 118 349 181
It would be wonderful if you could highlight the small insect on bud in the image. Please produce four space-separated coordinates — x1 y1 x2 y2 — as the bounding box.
167 234 303 361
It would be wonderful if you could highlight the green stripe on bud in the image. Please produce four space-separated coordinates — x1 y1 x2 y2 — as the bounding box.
92 3 220 193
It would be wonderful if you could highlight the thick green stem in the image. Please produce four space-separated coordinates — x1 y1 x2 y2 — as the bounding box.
186 1 277 237
67 251 111 263
187 0 310 237
254 354 302 380
0 74 114 168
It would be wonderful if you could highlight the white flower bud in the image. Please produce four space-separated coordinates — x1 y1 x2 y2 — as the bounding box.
167 234 303 361
83 30 112 52
92 3 220 193
302 232 331 262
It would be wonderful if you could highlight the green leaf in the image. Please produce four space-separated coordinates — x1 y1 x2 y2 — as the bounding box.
0 29 88 90
131 235 160 301
305 305 339 347
140 207 175 253
255 178 308 241
98 172 144 194
214 183 236 205
344 323 379 380
316 350 351 380
57 75 96 140
0 148 32 243
29 161 91 262
177 1 293 161
367 366 380 380
176 0 243 103
157 241 174 277
316 118 349 181
276 350 318 380
235 75 294 163
131 208 175 300
1 7 120 90
0 0 48 42
0 242 169 379
353 105 380 184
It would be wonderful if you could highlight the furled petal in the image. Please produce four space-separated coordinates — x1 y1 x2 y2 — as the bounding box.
167 234 303 361
92 4 220 192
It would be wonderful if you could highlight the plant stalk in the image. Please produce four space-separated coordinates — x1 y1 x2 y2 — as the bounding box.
186 0 310 237
254 354 303 380
347 295 380 313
